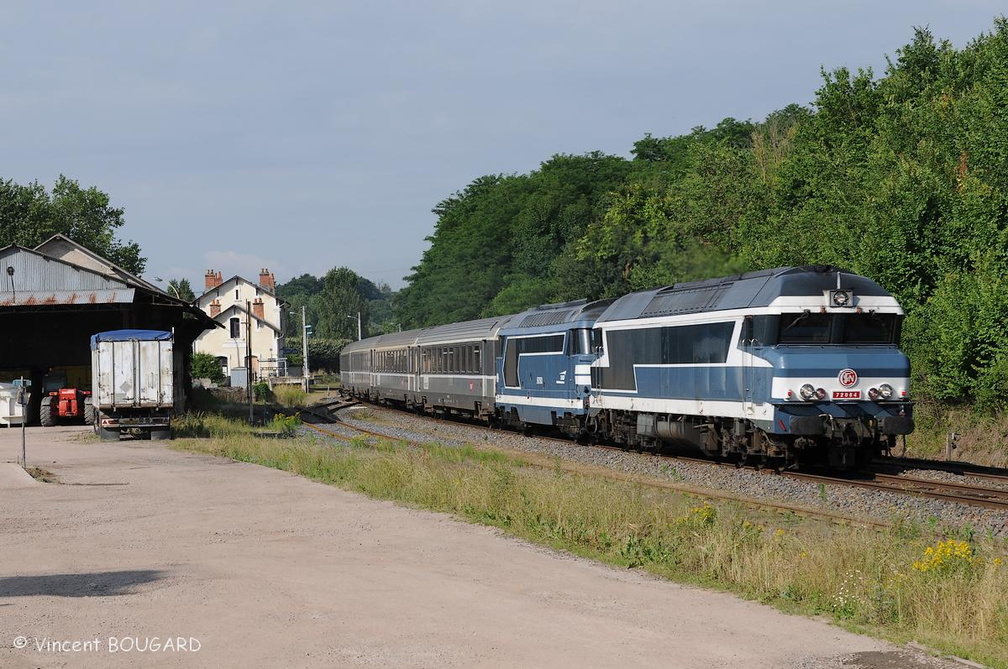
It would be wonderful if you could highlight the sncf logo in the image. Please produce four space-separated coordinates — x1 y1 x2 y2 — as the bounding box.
838 368 858 388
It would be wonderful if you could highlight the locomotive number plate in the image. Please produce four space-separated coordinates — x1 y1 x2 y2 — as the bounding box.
832 390 861 400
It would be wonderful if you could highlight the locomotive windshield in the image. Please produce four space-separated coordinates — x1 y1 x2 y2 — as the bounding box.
751 312 900 346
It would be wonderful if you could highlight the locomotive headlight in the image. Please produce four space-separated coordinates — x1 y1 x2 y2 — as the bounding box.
799 384 816 401
830 290 853 307
878 383 893 399
868 387 879 400
814 387 827 400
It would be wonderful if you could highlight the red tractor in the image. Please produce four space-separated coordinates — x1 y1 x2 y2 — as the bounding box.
38 372 95 427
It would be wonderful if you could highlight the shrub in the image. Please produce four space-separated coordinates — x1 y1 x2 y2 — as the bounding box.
191 352 225 384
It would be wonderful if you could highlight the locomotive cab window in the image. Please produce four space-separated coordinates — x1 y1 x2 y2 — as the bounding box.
570 328 593 355
842 312 898 344
776 312 901 345
779 312 831 344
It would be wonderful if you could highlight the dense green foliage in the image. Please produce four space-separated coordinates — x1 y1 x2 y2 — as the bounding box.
392 20 1008 409
284 337 347 373
396 153 635 325
0 175 145 275
276 267 395 371
191 352 226 384
276 267 395 342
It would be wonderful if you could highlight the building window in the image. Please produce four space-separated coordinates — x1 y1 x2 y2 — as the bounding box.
230 317 241 338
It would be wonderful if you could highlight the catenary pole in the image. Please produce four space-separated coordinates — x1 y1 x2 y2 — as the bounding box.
302 306 310 392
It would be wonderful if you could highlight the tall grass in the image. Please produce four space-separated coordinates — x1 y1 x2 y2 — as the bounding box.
274 385 307 408
173 416 1008 667
910 401 1008 467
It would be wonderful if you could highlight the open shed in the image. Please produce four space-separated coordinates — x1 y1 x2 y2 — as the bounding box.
0 234 218 423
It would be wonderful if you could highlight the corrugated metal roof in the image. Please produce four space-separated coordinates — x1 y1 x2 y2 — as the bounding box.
0 245 134 294
0 289 135 307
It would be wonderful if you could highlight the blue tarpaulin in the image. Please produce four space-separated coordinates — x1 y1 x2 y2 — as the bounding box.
90 330 173 350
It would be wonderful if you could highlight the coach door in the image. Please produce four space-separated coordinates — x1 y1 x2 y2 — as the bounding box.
741 317 761 415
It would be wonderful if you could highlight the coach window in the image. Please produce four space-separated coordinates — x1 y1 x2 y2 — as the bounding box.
503 339 519 387
474 345 481 373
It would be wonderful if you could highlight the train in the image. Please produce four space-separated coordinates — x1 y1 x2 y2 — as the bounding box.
340 266 914 468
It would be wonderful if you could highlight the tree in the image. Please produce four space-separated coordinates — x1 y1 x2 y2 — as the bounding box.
313 267 371 340
0 175 145 274
167 278 196 302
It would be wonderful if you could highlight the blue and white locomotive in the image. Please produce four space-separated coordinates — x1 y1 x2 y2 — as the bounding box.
340 266 913 467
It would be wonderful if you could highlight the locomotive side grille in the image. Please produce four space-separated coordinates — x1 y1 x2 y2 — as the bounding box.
519 309 578 328
640 286 729 318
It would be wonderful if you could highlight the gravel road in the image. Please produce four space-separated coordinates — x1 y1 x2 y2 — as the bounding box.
0 425 977 668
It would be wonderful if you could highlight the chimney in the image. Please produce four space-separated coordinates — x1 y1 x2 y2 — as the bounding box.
252 298 265 321
258 268 275 292
209 299 221 318
205 269 223 292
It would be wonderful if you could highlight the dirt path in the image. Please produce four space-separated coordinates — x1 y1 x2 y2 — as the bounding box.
0 426 970 668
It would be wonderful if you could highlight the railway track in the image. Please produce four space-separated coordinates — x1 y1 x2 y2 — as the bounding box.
299 398 891 529
871 456 1008 485
307 395 1008 514
782 470 1008 511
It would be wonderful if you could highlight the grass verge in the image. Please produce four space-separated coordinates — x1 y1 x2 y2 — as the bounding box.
171 413 1008 667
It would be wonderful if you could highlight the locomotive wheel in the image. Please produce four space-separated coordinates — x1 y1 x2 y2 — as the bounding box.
39 396 56 427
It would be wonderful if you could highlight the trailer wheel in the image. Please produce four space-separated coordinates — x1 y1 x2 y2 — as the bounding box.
39 396 55 427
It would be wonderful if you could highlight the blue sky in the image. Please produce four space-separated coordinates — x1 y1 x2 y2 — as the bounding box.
2 1 1003 290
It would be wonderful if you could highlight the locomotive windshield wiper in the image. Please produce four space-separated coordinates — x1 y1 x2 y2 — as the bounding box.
781 309 812 335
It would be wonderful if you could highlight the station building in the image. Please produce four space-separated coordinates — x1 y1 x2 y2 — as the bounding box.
193 269 287 386
0 234 218 422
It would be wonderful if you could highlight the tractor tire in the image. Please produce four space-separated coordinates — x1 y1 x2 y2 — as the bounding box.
84 397 95 427
39 396 55 427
